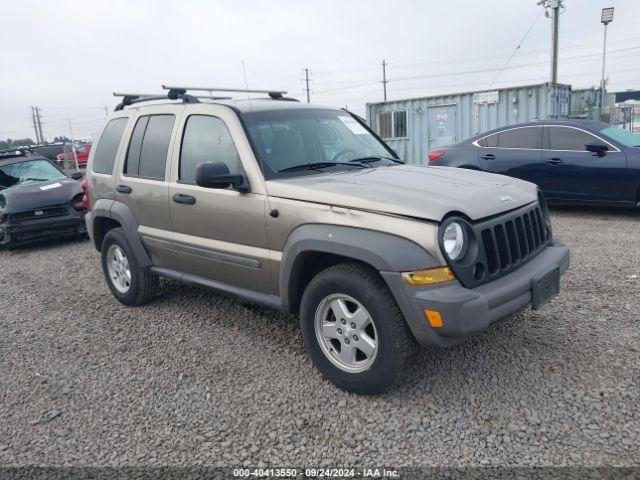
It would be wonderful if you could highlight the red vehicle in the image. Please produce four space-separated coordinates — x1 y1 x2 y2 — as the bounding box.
56 143 92 165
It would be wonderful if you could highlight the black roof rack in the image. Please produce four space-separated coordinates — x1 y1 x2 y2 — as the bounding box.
0 147 35 159
112 84 299 112
113 90 200 111
161 85 299 102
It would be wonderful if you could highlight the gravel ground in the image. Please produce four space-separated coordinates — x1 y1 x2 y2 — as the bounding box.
0 206 639 468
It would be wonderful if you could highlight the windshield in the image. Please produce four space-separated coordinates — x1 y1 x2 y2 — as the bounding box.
0 159 66 191
242 108 397 179
600 126 640 148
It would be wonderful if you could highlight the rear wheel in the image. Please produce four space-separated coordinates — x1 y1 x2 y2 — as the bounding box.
101 227 159 306
300 263 415 394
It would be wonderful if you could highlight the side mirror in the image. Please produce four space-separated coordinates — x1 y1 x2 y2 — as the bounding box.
585 142 608 157
195 161 248 192
71 171 84 180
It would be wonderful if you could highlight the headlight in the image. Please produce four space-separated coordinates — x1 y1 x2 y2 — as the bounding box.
443 221 465 261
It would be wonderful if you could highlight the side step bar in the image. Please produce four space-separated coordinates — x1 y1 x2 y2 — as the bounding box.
149 266 283 311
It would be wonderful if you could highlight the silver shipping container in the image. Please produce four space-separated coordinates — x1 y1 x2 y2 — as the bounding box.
366 83 571 165
570 87 615 118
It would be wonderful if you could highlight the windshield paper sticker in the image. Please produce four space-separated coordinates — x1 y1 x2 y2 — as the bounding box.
338 116 369 135
40 183 62 191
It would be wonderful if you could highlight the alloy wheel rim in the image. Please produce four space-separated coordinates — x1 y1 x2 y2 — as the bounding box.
106 245 131 294
314 293 378 373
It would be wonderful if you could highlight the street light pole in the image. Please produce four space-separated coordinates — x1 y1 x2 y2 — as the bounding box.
600 7 614 116
67 118 79 172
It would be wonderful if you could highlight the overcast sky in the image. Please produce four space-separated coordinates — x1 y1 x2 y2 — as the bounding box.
1 0 639 141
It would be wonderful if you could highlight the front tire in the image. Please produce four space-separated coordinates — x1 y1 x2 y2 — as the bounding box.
300 263 415 394
101 227 159 306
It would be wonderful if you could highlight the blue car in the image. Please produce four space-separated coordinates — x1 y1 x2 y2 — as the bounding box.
429 119 640 208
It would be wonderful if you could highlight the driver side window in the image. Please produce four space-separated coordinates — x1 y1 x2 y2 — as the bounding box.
180 115 242 183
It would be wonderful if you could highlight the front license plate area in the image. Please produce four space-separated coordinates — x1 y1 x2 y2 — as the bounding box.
531 267 560 310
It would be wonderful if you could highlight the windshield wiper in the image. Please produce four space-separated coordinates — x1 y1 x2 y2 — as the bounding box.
348 155 404 164
279 161 369 173
23 177 48 182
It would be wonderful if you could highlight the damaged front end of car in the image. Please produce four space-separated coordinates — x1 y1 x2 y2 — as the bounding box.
0 182 88 248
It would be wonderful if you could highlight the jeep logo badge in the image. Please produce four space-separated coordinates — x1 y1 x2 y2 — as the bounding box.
499 196 513 202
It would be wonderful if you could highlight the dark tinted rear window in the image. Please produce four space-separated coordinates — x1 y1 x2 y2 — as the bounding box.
93 118 128 174
500 127 541 148
548 126 597 151
124 116 149 177
124 114 174 180
480 127 541 149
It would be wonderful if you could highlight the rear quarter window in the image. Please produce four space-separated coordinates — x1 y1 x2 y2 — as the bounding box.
92 118 128 174
124 114 175 180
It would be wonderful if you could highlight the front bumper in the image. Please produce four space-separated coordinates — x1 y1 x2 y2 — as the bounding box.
382 239 570 347
1 210 86 246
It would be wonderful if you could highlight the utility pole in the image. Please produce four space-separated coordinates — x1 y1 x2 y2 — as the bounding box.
302 68 312 103
34 106 45 144
30 106 41 144
381 60 388 102
550 0 560 84
538 0 563 85
600 7 614 114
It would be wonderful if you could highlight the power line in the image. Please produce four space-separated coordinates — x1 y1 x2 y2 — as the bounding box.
313 46 640 95
490 9 544 87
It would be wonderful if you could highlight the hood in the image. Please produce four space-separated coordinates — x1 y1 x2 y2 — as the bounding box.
266 165 538 222
0 178 81 214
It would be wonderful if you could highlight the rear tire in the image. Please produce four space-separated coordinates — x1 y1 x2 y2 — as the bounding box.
300 262 415 394
101 227 159 306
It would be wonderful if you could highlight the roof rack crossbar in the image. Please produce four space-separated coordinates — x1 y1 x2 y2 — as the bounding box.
162 85 287 95
112 91 200 111
161 85 291 100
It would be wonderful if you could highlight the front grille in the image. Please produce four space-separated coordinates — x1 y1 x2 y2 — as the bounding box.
479 204 550 277
9 205 68 221
443 201 552 289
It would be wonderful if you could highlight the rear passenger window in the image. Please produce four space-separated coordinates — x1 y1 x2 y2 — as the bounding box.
496 127 541 149
548 127 597 151
92 118 128 174
179 115 242 183
124 114 175 180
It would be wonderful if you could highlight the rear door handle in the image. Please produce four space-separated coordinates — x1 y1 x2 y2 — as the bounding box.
480 154 495 160
116 184 132 194
545 158 563 166
172 193 196 205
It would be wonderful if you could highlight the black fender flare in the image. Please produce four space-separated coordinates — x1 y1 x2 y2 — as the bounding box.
90 199 152 268
279 224 439 310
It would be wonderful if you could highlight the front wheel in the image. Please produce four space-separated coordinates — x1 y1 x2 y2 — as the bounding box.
300 263 415 394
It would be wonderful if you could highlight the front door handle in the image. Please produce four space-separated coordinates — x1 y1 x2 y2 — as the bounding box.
116 184 132 194
480 154 495 160
172 193 196 205
545 158 563 166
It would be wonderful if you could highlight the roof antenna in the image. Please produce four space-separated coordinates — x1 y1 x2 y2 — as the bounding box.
241 60 253 111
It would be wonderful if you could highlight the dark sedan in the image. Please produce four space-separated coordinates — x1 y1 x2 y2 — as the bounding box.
429 119 640 208
0 149 88 247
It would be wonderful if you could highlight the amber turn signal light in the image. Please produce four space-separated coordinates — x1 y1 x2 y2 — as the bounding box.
402 267 455 286
423 310 443 328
